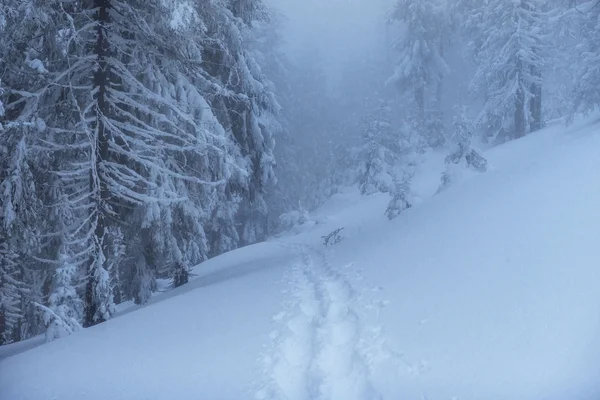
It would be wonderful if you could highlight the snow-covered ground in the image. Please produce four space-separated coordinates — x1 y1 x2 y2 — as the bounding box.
2 117 600 400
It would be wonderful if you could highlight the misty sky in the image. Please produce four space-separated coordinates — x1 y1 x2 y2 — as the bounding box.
266 0 391 82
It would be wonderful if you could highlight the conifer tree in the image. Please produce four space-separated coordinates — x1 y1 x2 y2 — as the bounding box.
0 81 46 343
388 0 450 147
213 0 278 246
470 0 546 141
42 251 83 342
571 0 600 115
386 172 412 220
358 100 398 195
0 0 276 327
439 108 488 192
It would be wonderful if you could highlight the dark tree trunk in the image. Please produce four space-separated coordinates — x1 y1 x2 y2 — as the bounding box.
84 0 111 328
0 308 5 345
436 41 444 109
530 66 542 132
414 84 425 125
514 87 526 139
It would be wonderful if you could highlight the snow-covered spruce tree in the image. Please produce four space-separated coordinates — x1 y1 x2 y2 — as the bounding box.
0 99 28 344
0 114 46 344
538 1 579 120
199 0 278 247
0 243 20 344
0 1 251 324
0 0 281 335
386 172 412 220
0 18 53 340
388 0 450 148
101 0 279 301
41 251 83 342
0 1 69 342
93 0 257 312
358 100 398 195
234 0 278 246
571 0 600 115
438 108 487 192
0 78 18 345
470 0 546 142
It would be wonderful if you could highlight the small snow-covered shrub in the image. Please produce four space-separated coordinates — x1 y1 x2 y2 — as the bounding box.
438 108 488 192
386 172 413 220
277 206 314 234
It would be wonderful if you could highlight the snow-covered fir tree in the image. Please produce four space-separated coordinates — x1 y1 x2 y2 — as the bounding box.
540 1 578 120
388 0 450 148
571 0 600 115
386 171 412 220
358 100 398 195
0 120 47 343
438 108 488 192
41 251 83 342
0 0 54 344
0 0 281 333
200 0 278 247
0 92 46 344
469 0 546 142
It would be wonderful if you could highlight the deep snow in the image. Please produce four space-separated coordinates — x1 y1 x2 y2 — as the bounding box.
2 117 600 400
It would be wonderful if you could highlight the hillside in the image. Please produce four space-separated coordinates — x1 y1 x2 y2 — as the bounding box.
1 117 600 400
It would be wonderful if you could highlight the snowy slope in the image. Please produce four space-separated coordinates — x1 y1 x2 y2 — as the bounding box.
2 117 600 400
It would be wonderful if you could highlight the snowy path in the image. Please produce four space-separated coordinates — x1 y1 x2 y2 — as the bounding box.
257 243 384 400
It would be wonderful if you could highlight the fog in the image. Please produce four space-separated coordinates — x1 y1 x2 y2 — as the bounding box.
258 0 583 223
1 1 599 399
266 0 391 86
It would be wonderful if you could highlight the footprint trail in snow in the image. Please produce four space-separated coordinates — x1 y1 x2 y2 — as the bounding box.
256 245 390 400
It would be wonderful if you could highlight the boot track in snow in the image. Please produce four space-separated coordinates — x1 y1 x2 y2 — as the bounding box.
256 244 383 400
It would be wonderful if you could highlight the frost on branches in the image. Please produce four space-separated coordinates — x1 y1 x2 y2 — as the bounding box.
202 0 278 246
0 0 281 338
41 252 83 342
571 0 600 116
0 90 44 343
469 0 546 142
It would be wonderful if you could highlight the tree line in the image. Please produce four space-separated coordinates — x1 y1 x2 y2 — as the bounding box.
357 0 600 216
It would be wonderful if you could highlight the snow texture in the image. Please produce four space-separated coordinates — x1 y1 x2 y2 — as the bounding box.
2 116 600 400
